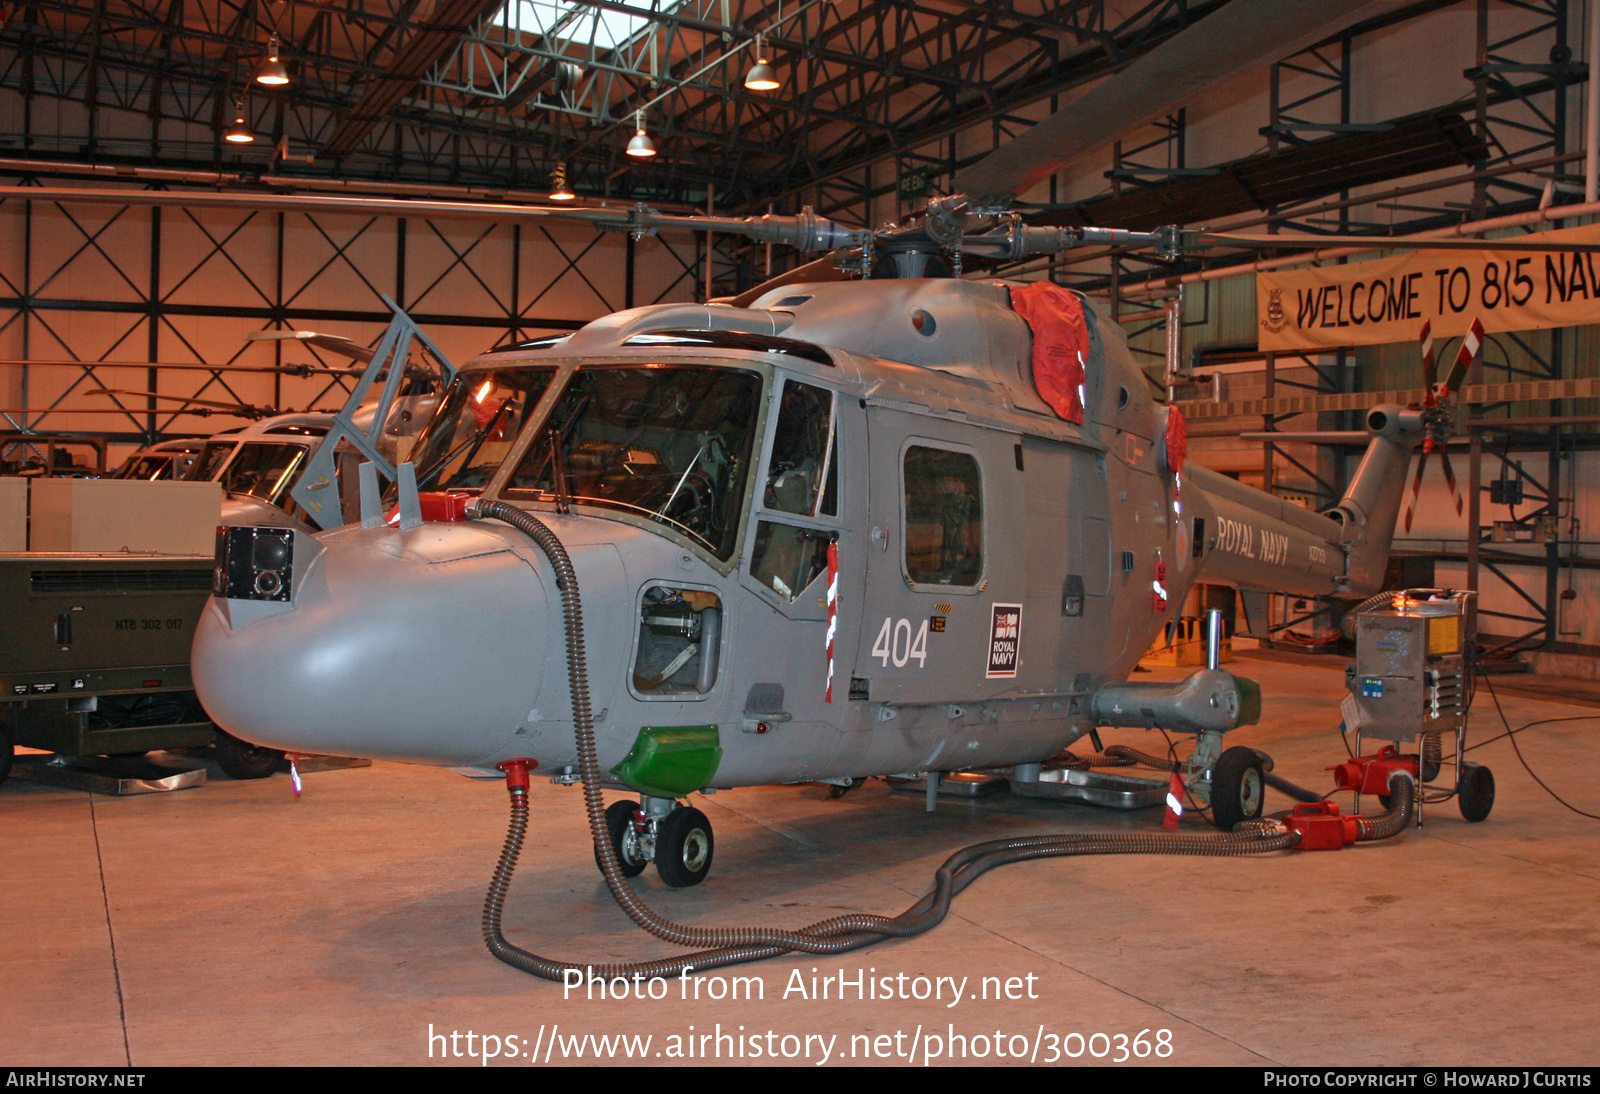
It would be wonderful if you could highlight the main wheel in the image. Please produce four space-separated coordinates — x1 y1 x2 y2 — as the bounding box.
1458 762 1495 822
212 729 284 780
1210 746 1265 831
597 799 649 878
654 805 714 888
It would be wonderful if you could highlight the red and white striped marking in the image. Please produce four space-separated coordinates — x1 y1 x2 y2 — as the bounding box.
824 540 838 703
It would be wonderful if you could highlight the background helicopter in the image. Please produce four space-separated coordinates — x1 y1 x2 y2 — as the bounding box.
174 0 1600 899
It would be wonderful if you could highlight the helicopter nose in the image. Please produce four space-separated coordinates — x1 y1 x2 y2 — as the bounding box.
192 524 549 765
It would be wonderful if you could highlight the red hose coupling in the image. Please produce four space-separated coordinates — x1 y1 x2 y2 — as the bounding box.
1284 801 1359 851
497 758 538 792
1328 744 1418 797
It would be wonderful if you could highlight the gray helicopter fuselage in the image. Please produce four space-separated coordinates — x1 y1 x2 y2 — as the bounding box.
191 278 1408 788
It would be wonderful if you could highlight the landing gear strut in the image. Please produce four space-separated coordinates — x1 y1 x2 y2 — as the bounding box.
597 796 715 888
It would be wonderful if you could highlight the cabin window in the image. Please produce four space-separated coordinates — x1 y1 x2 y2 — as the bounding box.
902 446 983 586
764 380 837 518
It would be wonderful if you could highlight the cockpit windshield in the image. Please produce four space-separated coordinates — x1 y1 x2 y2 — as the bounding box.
410 367 557 491
504 364 762 560
410 362 763 560
218 442 309 505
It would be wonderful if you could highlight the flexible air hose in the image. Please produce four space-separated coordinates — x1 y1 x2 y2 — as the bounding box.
1354 770 1416 840
1340 589 1401 640
470 499 1398 983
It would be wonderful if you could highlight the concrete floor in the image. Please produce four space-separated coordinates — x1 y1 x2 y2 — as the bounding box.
4 653 1599 1068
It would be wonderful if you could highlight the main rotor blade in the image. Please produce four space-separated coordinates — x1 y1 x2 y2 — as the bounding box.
86 389 271 418
244 330 377 363
0 357 362 375
955 0 1395 204
1197 230 1600 253
714 256 853 309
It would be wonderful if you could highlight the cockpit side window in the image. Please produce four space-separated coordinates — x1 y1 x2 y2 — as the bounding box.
748 380 840 602
763 380 836 518
902 446 983 587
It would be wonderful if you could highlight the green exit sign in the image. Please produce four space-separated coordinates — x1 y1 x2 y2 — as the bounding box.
898 167 933 200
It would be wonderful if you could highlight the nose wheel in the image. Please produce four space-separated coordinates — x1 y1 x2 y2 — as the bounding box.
1210 745 1265 831
597 798 714 888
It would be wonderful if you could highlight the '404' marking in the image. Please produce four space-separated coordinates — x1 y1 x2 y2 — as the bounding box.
872 617 928 668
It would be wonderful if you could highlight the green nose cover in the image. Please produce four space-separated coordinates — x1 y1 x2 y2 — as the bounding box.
612 724 723 798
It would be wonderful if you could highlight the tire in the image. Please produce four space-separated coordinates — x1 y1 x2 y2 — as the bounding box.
654 805 714 888
597 799 649 878
213 729 284 780
0 715 13 788
1458 762 1495 823
1210 746 1265 831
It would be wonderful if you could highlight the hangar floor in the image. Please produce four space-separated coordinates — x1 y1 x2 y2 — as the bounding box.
5 653 1599 1068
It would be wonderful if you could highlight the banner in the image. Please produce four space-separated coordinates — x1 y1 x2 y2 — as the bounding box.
1255 220 1600 351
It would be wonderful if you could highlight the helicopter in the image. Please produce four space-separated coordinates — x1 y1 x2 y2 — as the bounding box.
187 270 1432 879
174 0 1600 899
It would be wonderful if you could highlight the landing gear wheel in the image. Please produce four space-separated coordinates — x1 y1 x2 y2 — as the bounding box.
654 805 714 888
1458 762 1495 822
1210 746 1265 831
212 729 284 780
597 799 649 878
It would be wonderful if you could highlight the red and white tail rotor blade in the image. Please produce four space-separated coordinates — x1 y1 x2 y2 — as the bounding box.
1402 450 1430 533
1440 317 1483 401
1437 446 1465 519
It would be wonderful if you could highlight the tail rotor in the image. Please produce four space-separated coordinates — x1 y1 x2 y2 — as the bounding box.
1401 318 1479 532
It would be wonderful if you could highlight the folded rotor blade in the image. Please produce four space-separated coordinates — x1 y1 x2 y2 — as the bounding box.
244 330 377 363
1196 230 1600 253
714 256 853 309
87 389 270 418
955 0 1396 204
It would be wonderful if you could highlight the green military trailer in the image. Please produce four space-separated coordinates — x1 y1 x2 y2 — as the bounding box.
0 552 283 785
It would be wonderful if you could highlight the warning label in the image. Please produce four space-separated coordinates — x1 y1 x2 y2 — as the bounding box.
986 603 1022 679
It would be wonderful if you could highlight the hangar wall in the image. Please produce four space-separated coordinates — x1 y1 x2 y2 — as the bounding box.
0 188 701 462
